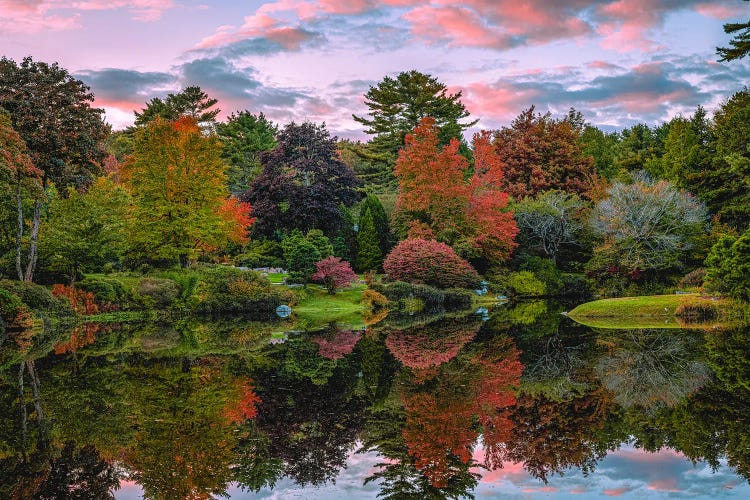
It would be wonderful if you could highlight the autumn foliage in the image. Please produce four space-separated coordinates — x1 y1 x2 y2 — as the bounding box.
383 238 481 289
311 329 362 360
121 116 253 264
52 284 99 315
394 117 518 262
311 256 358 294
224 378 261 424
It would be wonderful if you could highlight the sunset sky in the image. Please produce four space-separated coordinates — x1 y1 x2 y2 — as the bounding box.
1 0 749 137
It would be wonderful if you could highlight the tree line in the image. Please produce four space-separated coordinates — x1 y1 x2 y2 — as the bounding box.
1 56 749 302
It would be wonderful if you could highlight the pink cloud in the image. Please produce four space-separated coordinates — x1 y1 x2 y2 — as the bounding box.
454 82 539 121
696 2 747 19
648 478 680 492
196 13 315 50
0 0 175 33
404 5 512 48
604 487 632 496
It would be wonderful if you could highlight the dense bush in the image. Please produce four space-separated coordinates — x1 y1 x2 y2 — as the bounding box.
521 257 562 295
383 238 481 289
504 271 546 298
137 278 181 308
443 288 474 310
675 301 719 322
0 279 72 315
234 239 283 268
372 281 473 312
192 267 281 316
0 288 23 324
678 267 706 289
77 276 127 303
558 273 592 299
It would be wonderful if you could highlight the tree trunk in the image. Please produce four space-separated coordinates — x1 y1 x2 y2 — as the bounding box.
15 177 24 281
27 360 48 450
23 199 42 282
18 362 27 462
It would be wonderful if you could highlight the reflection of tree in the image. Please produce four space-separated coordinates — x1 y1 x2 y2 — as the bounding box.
311 329 362 360
704 326 750 392
255 346 367 486
504 389 613 482
595 329 710 412
36 442 121 499
384 318 480 382
521 334 592 401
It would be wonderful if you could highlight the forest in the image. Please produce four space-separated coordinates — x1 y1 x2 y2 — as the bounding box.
1 54 749 330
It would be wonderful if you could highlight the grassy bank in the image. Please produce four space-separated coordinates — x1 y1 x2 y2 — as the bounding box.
567 293 732 329
292 284 367 327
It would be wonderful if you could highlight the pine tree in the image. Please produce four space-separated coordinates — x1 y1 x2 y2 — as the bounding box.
360 194 392 254
357 207 383 272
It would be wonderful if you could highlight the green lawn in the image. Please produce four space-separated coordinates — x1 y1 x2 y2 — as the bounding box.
567 293 730 329
292 284 366 327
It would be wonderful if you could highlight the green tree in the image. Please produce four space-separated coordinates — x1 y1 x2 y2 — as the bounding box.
717 1 750 61
122 117 251 267
0 109 43 281
40 177 130 284
133 86 220 130
704 228 750 301
580 125 620 180
0 56 109 281
357 208 383 272
697 89 750 229
659 112 711 187
353 70 477 160
216 111 277 195
359 194 392 254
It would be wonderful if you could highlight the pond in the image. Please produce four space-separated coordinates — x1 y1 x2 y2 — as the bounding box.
1 301 749 498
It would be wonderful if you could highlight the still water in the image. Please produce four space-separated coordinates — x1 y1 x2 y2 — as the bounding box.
1 301 749 498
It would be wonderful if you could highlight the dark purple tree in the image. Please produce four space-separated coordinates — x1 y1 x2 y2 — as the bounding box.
242 122 360 238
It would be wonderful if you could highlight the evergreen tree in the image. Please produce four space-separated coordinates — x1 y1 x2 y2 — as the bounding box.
332 206 358 263
216 111 277 195
133 86 219 130
353 70 477 161
360 194 392 254
357 207 383 272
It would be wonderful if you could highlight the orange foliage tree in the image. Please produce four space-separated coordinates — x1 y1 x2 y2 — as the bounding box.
121 116 254 266
393 118 517 263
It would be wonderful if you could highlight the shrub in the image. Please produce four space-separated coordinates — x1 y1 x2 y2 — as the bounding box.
675 301 718 322
361 289 388 310
678 268 706 289
0 288 23 324
286 240 321 284
77 276 128 304
443 288 474 310
521 257 562 295
0 279 72 315
51 284 99 315
373 281 445 312
558 273 592 299
504 271 546 298
137 278 180 308
234 239 283 268
383 238 481 289
311 257 358 294
192 267 281 316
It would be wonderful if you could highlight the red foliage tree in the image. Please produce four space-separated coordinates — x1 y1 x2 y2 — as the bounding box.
52 284 99 315
394 118 517 261
494 107 597 200
383 238 481 289
311 256 358 294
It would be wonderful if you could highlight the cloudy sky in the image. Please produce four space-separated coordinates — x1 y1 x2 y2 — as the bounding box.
1 0 749 137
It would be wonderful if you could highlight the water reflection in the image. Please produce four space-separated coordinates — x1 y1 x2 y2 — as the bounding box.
0 304 749 498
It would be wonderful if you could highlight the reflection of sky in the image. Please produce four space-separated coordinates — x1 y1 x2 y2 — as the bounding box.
115 442 750 498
